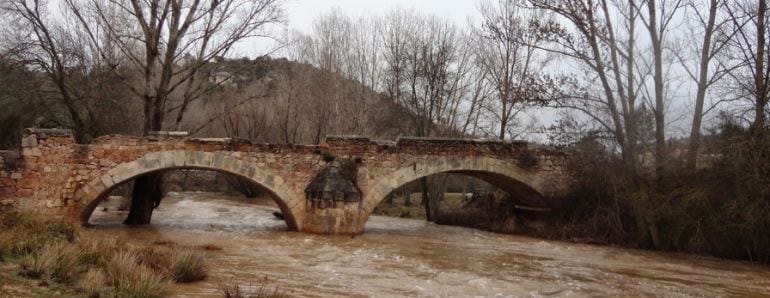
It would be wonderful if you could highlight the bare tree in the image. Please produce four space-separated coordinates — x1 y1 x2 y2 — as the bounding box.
65 0 285 224
725 0 770 135
678 0 734 169
1 0 113 141
638 0 684 174
530 0 642 171
530 0 684 176
474 0 552 140
383 11 466 138
381 9 472 221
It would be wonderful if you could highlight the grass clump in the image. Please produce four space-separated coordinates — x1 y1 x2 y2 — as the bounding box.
106 251 170 297
78 268 106 298
168 249 207 283
0 210 77 256
19 242 80 283
221 283 288 298
0 209 209 297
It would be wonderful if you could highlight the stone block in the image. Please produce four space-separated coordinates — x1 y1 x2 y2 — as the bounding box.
21 136 38 148
16 197 33 209
159 151 175 168
30 148 42 156
16 189 34 197
222 158 237 172
172 151 186 167
100 174 114 188
87 180 106 196
46 198 64 208
212 153 227 168
263 175 275 187
138 154 161 170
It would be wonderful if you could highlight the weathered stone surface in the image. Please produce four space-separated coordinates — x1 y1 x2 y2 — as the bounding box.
0 130 571 235
21 136 38 148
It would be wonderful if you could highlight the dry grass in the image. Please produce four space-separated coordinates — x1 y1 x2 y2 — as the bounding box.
19 242 81 283
220 283 288 298
168 249 207 282
0 210 77 255
78 268 106 298
106 251 170 297
137 243 208 283
0 210 209 297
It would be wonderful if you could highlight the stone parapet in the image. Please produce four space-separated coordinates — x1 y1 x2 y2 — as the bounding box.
2 128 574 235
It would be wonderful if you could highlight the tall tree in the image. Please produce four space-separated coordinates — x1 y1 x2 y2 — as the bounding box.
639 0 683 175
2 0 103 142
381 9 471 221
679 0 733 170
530 0 641 171
474 0 552 140
66 0 285 224
725 0 770 135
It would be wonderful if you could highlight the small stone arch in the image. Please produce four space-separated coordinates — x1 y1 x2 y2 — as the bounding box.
362 156 547 216
74 150 303 230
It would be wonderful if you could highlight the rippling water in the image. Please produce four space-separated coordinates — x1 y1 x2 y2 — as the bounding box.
89 192 770 297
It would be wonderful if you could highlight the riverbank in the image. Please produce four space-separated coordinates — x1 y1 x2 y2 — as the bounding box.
0 208 208 297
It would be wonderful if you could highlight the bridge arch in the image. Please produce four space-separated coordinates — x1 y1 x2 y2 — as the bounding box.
75 150 303 230
362 156 547 216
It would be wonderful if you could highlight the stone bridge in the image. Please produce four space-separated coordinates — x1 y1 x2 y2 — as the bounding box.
0 128 572 234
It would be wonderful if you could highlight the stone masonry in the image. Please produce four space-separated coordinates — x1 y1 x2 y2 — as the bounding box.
0 128 572 235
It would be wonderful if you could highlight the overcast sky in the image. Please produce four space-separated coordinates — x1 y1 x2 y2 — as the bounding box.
236 0 484 58
284 0 480 32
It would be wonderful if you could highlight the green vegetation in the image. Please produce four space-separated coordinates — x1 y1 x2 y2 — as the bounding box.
0 209 207 297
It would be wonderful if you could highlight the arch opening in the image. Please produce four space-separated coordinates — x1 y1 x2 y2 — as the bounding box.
363 158 553 233
76 151 302 231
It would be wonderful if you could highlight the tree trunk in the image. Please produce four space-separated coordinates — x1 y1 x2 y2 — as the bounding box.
124 173 164 225
125 98 164 225
647 0 668 177
752 0 768 136
420 176 434 222
686 0 719 171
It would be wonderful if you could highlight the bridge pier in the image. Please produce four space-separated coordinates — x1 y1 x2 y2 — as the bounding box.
302 160 366 234
302 202 367 234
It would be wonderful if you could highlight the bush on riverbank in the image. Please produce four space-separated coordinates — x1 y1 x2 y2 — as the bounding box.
415 119 770 265
548 120 770 264
0 210 208 297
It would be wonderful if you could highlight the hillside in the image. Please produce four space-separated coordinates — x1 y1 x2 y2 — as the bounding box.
173 56 423 144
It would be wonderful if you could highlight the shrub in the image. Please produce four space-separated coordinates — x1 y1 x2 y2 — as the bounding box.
220 283 287 298
42 243 81 283
77 235 121 267
168 249 207 283
0 209 208 295
105 251 170 298
78 268 106 298
0 210 77 256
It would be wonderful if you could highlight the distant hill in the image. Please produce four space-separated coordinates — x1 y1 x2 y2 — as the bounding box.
174 56 427 144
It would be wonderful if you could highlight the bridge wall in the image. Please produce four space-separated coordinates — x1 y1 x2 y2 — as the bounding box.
0 129 571 234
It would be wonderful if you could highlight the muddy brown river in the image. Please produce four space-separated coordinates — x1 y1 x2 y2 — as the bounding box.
89 192 770 297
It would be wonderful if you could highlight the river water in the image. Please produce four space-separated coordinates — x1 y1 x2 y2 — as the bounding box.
89 192 770 297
